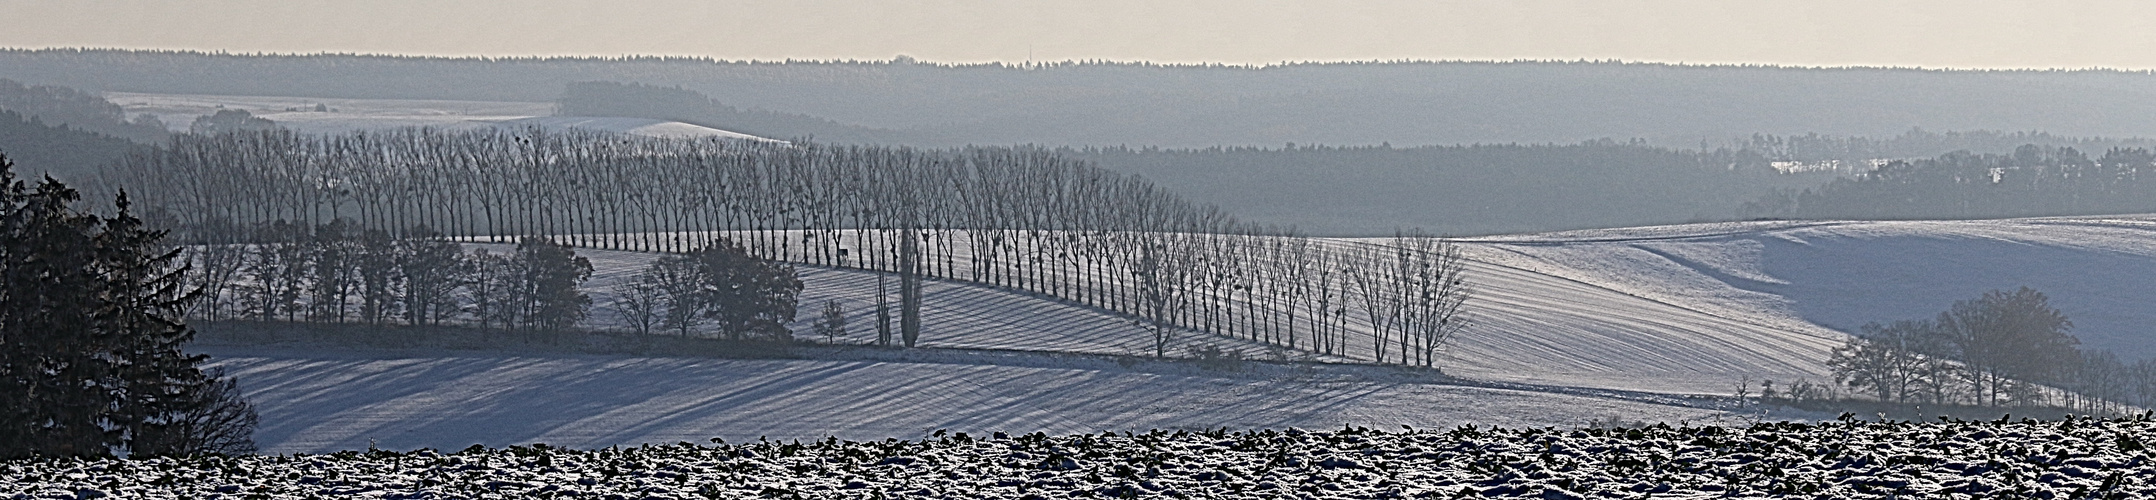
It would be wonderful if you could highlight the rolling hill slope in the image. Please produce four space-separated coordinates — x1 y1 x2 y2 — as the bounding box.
199 346 1726 454
195 216 2156 453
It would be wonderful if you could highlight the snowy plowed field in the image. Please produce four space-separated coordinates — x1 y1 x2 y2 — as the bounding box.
549 216 2156 394
15 418 2156 499
197 215 2156 454
1446 216 2156 392
200 346 1728 455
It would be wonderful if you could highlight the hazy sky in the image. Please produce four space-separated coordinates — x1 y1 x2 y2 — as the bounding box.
5 0 2153 69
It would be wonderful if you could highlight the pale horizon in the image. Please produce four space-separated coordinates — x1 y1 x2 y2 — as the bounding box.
6 0 2156 70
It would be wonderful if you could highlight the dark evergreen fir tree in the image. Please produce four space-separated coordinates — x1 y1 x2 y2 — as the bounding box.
0 153 256 458
0 166 107 457
97 191 255 456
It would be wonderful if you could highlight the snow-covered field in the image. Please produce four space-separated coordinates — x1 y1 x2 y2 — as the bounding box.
198 344 1729 455
185 215 2156 454
548 216 2156 396
1453 216 2156 382
14 418 2154 498
104 92 771 140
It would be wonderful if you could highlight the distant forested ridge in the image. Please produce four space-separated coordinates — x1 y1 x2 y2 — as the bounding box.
15 49 2156 147
1746 145 2156 220
1075 132 2156 235
1074 142 1833 236
0 109 140 182
0 78 167 143
1699 129 2156 167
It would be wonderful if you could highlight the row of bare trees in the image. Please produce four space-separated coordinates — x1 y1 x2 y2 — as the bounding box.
104 129 1471 365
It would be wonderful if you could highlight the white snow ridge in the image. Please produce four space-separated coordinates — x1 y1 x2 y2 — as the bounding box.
104 92 779 141
491 116 779 141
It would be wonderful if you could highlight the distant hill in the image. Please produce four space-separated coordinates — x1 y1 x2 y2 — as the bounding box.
1694 129 2156 166
1745 145 2156 221
1074 142 1835 236
0 108 141 182
0 78 168 143
1081 134 2156 236
12 49 2156 147
556 82 911 144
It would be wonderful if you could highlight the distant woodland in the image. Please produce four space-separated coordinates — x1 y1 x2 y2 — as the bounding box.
1748 146 2156 220
559 82 2156 234
0 78 166 143
0 109 139 182
1704 129 2156 165
1076 133 2156 235
7 52 2156 233
0 78 158 181
1073 142 1818 236
14 49 2156 148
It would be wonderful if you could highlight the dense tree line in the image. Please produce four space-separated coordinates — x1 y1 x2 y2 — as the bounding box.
1073 141 1831 236
0 153 254 458
103 129 1472 364
21 49 2156 150
1745 146 2156 220
185 218 820 342
188 224 601 336
1705 129 2156 167
1827 287 2151 415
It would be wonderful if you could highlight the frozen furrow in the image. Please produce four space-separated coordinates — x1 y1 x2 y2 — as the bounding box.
200 349 1725 454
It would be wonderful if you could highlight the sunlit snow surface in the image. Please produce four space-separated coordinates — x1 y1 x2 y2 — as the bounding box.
104 92 774 140
195 211 2156 454
203 348 1724 455
1449 216 2156 390
200 242 1730 454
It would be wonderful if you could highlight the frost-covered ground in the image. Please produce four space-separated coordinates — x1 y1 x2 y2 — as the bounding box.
13 418 2154 499
103 92 770 140
483 233 1840 396
196 343 1732 455
184 238 1748 455
187 216 2156 454
1453 215 2156 377
542 217 2156 396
